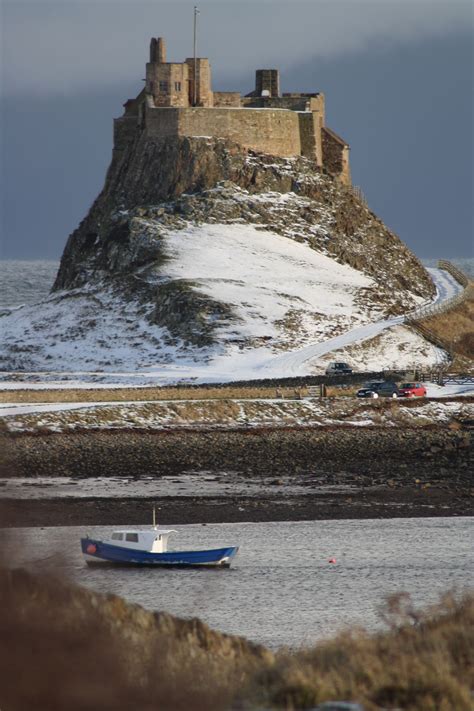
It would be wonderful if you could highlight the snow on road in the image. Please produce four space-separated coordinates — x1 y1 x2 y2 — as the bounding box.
257 268 464 376
427 267 463 305
258 315 405 375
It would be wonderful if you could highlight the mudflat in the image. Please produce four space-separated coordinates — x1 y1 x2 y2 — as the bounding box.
1 486 472 528
1 423 471 526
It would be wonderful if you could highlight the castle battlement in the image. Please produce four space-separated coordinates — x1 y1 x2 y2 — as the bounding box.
114 37 351 185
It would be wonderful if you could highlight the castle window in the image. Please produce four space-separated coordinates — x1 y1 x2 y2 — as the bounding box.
174 82 182 92
159 80 169 92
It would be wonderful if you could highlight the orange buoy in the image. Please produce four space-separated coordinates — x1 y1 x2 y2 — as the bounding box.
86 543 97 555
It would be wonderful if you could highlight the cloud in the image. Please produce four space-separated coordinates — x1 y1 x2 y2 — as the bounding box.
1 0 472 95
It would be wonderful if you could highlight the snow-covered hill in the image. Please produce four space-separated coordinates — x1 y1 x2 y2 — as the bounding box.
0 138 443 384
0 219 447 384
0 221 376 370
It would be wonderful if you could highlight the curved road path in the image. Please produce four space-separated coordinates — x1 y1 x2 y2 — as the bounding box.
258 268 464 376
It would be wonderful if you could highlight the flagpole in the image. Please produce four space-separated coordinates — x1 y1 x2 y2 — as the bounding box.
193 6 199 106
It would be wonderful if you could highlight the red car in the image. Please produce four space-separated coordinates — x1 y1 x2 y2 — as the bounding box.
398 382 427 398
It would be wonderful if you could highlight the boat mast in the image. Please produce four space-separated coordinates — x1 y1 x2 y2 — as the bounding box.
153 506 157 529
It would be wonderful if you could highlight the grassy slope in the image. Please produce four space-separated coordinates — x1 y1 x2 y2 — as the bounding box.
419 290 474 370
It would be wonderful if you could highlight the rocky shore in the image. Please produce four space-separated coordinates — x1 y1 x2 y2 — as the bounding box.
2 425 471 478
1 424 472 526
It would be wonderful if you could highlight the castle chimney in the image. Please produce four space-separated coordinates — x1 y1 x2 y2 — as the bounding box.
255 69 280 98
150 37 166 63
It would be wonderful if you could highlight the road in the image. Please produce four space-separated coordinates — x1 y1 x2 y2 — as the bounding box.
258 268 464 375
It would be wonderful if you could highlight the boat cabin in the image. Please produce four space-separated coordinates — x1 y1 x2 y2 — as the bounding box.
105 529 176 553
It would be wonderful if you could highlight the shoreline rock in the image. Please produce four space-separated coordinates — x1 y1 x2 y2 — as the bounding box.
1 424 471 526
1 426 471 479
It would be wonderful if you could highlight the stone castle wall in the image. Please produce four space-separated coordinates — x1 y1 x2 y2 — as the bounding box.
146 62 189 108
213 92 241 108
322 127 351 185
185 58 213 107
298 113 322 166
144 106 304 158
115 106 349 181
242 94 325 122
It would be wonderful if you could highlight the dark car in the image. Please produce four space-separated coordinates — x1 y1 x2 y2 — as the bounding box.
325 361 353 375
357 381 400 398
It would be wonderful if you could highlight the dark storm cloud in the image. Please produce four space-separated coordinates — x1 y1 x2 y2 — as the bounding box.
2 0 471 95
0 0 473 259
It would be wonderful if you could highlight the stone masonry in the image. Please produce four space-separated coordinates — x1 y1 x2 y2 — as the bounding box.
115 37 351 184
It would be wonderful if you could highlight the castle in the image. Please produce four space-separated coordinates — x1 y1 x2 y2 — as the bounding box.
114 37 351 185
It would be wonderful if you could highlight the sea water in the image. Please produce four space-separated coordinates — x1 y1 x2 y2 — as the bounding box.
0 260 59 310
6 517 473 649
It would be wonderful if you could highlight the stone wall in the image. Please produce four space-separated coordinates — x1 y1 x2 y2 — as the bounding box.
146 106 303 157
322 127 351 185
2 427 470 479
146 62 189 108
143 106 180 137
305 95 325 125
185 58 213 107
298 113 322 165
213 92 241 107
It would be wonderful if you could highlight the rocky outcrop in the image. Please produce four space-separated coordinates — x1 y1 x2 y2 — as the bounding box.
0 134 438 373
53 135 434 347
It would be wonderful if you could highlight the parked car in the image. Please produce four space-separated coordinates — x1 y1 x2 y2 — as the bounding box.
398 382 427 398
357 381 400 398
325 361 353 375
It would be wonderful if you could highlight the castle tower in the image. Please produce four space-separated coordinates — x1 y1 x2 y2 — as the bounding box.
146 36 190 108
185 58 213 107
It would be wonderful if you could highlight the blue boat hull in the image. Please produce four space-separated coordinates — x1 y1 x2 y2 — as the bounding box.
81 538 238 567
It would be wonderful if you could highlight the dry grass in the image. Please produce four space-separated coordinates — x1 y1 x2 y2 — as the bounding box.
246 591 474 710
420 293 474 364
0 384 351 405
1 556 472 710
0 384 308 404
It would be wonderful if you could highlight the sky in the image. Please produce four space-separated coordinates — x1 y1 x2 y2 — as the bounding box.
1 0 473 260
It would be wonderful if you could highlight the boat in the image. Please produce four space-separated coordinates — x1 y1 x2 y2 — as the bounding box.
80 514 239 568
